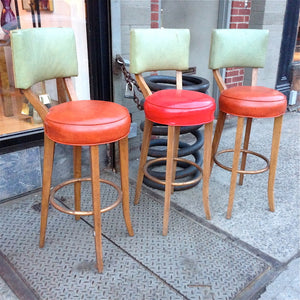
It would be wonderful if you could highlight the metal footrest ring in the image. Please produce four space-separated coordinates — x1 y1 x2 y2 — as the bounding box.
144 157 203 187
214 149 270 174
49 177 122 216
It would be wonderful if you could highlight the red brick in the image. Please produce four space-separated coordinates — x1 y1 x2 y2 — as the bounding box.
230 24 238 29
237 23 249 29
231 9 250 17
151 4 159 12
226 70 239 77
238 69 245 75
231 15 244 23
231 8 240 15
226 83 238 89
232 68 242 74
233 75 244 82
238 8 251 15
232 1 244 8
151 13 159 21
151 22 159 28
225 67 245 87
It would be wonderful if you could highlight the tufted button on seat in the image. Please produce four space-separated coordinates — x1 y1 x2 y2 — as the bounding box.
44 100 131 145
145 89 215 126
220 86 287 118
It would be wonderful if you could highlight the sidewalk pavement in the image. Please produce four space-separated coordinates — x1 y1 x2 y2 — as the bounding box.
0 110 299 299
129 110 300 299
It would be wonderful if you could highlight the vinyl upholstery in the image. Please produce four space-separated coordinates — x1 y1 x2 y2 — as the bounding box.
130 28 190 74
220 86 286 118
11 27 78 89
145 89 215 126
209 29 269 70
44 100 131 146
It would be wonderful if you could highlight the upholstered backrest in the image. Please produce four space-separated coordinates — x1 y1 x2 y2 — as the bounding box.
11 27 78 89
130 28 190 74
209 29 269 70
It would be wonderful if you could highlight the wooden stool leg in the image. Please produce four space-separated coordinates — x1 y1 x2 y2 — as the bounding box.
238 118 252 185
171 126 181 194
211 111 226 173
268 115 283 212
162 125 176 236
39 135 55 248
134 119 153 205
73 146 82 221
119 137 134 236
90 145 103 273
202 121 213 220
227 117 244 219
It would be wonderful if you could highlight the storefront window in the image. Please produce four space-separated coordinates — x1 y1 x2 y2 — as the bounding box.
0 0 89 144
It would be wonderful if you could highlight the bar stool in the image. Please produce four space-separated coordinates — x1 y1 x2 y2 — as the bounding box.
10 27 134 272
130 28 216 235
209 29 287 218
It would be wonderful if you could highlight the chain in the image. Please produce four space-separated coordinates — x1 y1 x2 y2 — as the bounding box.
116 55 144 110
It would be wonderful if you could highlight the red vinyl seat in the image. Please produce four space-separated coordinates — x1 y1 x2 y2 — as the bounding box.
45 100 131 145
145 89 215 126
220 86 286 118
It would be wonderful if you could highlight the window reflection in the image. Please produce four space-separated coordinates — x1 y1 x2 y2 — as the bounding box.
0 0 87 138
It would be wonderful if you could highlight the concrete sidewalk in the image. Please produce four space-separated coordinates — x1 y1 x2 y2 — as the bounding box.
129 110 300 299
0 111 299 299
159 111 299 263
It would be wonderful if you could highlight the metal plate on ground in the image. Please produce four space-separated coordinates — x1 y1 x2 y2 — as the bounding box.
0 172 270 300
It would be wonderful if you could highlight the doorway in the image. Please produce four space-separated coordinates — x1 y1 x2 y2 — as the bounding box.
275 0 300 97
85 0 113 101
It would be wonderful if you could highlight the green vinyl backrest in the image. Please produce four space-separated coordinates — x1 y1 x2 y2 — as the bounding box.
209 29 269 70
130 28 190 74
11 27 78 89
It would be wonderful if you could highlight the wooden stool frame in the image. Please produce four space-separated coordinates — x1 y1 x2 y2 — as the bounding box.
134 73 214 235
211 68 284 219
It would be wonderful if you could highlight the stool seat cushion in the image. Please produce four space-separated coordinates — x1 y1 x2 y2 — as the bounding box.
144 89 216 126
220 86 286 118
44 100 131 145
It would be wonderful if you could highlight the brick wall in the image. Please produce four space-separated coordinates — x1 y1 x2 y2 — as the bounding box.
230 0 251 29
151 0 160 28
225 0 252 88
